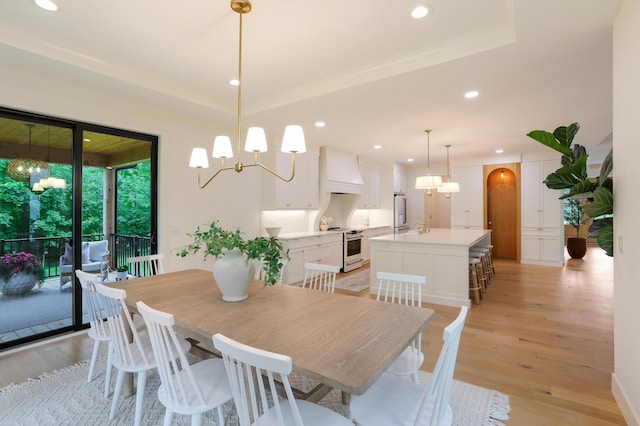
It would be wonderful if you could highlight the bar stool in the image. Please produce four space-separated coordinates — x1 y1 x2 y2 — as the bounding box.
470 247 491 287
468 258 482 304
476 244 495 278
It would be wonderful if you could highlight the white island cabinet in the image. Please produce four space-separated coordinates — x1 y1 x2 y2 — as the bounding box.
369 228 491 307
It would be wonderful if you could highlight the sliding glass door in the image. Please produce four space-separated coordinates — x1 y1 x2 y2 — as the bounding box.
0 107 157 349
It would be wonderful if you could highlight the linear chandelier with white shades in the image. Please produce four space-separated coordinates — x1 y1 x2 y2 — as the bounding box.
415 129 442 195
438 144 460 197
189 0 306 188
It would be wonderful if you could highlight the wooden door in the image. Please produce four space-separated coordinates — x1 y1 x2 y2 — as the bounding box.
487 168 517 259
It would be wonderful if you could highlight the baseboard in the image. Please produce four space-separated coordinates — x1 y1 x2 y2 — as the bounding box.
612 372 639 426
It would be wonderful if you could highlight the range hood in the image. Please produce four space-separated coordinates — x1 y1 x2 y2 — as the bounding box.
319 146 364 194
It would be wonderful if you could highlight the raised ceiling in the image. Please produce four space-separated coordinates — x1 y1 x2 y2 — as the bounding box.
0 0 622 168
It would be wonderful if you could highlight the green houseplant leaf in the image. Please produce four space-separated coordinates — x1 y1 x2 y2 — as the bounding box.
526 130 573 156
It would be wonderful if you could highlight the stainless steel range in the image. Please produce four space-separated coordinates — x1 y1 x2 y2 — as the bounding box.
343 230 363 272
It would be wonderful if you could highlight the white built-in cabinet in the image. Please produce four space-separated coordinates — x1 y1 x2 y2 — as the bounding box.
393 164 407 194
262 151 319 209
279 233 343 284
361 226 392 262
520 160 564 266
358 165 380 209
450 165 484 229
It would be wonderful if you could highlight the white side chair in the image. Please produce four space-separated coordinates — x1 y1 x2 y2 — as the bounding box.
302 262 340 293
255 257 288 283
94 283 190 426
136 301 233 426
212 333 353 426
128 253 165 277
350 306 469 426
75 270 112 397
376 271 427 383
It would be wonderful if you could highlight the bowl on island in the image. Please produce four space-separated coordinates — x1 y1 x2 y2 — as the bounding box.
265 227 281 237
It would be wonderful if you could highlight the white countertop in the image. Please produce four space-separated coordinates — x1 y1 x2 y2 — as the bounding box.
275 225 392 240
371 228 491 247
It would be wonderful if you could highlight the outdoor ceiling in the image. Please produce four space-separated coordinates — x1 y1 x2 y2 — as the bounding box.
0 0 623 169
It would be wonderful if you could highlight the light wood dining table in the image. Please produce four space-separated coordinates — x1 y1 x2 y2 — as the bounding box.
111 268 435 401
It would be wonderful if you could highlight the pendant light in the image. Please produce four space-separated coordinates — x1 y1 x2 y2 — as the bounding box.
189 0 306 188
415 129 442 195
7 123 51 183
437 144 460 198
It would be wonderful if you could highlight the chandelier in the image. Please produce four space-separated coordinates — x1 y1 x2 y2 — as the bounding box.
437 144 460 198
7 123 51 183
415 129 442 195
189 0 306 188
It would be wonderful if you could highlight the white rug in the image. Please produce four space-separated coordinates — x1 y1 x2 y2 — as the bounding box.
0 355 510 425
334 269 370 293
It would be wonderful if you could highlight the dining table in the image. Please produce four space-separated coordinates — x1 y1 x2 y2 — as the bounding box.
110 268 435 401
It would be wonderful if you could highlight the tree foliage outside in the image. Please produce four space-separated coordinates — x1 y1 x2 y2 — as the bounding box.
0 159 151 241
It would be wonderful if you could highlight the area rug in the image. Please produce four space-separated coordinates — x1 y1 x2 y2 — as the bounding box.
0 355 510 425
334 269 371 293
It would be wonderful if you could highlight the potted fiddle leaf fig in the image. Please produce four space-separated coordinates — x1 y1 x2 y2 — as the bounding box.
176 221 288 301
564 198 588 259
527 123 613 256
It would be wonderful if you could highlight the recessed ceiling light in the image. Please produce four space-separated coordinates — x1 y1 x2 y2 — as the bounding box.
315 121 325 128
464 90 479 99
496 149 504 154
407 158 414 162
229 79 240 86
373 145 382 150
35 0 57 11
411 6 429 19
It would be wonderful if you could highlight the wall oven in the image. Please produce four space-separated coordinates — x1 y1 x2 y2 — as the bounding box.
343 230 363 272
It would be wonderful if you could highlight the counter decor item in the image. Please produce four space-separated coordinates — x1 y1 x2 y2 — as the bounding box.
319 216 333 231
527 122 613 256
0 251 44 295
176 221 288 301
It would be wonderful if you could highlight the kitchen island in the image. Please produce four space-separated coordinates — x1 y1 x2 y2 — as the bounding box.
369 228 492 307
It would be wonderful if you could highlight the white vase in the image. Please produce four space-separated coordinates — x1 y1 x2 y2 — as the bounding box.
213 248 256 302
1 273 38 295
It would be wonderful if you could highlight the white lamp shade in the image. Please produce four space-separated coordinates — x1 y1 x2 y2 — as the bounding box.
281 125 306 153
438 181 460 193
189 148 210 168
244 127 268 153
212 136 233 159
415 175 443 189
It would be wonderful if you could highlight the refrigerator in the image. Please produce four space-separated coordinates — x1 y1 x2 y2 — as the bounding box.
394 193 409 233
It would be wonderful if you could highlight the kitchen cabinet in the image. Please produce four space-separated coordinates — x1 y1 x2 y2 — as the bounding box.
450 165 484 229
279 233 343 284
520 160 564 266
358 165 380 209
262 151 319 209
393 164 407 194
361 226 392 262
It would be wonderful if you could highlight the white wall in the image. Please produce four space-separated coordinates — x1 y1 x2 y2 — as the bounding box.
612 1 640 423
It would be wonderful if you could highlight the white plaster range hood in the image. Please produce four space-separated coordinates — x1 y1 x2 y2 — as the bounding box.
319 146 364 194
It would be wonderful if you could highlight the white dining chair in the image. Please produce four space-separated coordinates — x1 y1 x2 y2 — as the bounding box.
128 253 165 277
75 270 112 397
255 256 288 283
376 271 427 383
212 333 353 426
136 301 233 426
302 262 340 293
350 306 469 426
94 282 191 426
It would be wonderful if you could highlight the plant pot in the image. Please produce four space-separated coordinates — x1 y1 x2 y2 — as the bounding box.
213 248 256 302
566 237 587 259
116 271 128 281
1 273 39 295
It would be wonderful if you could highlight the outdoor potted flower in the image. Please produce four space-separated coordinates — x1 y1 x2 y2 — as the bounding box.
0 251 45 295
176 221 288 302
116 265 129 281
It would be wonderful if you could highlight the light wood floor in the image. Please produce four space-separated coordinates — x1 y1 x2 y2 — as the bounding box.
0 248 624 425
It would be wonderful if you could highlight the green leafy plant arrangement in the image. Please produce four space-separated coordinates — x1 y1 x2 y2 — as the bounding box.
176 220 288 286
116 265 129 273
527 122 613 256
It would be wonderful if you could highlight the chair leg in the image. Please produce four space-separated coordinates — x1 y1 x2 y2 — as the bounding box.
216 406 224 426
411 371 419 383
134 370 148 426
163 410 174 426
192 412 203 426
110 369 125 420
87 340 101 383
104 344 113 398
